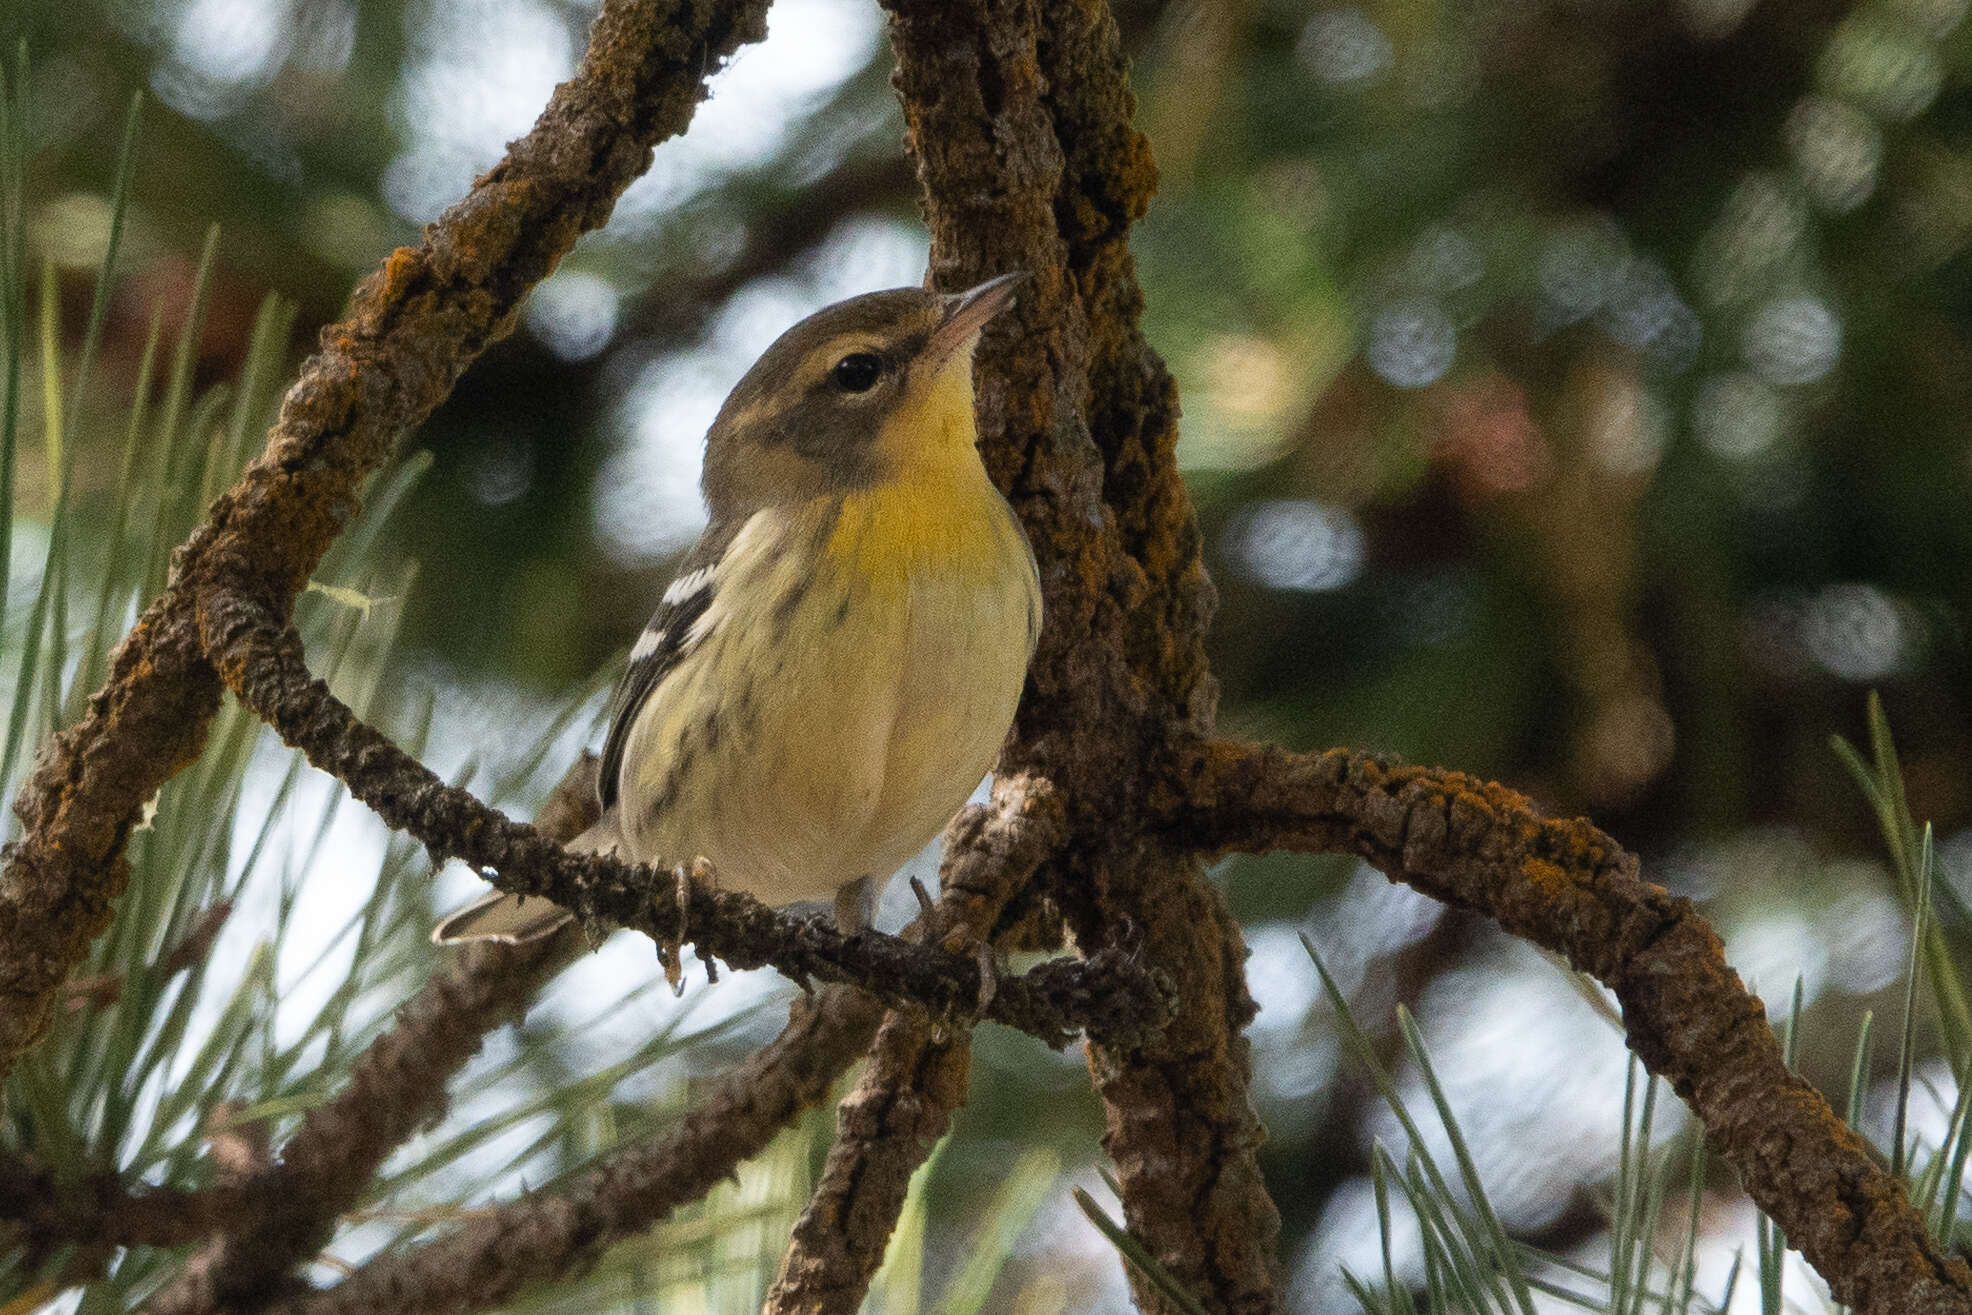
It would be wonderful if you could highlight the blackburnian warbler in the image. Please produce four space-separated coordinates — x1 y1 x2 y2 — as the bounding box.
435 275 1040 944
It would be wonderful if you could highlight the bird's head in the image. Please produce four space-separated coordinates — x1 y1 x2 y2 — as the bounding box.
700 273 1023 515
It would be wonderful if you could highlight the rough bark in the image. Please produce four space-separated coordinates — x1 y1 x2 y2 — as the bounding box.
0 1157 243 1258
762 776 1064 1313
877 2 1281 1311
241 787 1053 1315
0 0 774 1080
2 1 1953 1312
1173 740 1972 1315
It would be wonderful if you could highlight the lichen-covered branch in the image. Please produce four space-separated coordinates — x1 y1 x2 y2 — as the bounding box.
265 987 884 1315
266 788 1053 1315
763 777 1061 1314
197 608 1158 1048
1172 739 1972 1315
0 0 774 1080
881 1 1280 1310
141 761 600 1315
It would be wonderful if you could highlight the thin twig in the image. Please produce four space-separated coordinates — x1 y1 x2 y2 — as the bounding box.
58 900 233 1013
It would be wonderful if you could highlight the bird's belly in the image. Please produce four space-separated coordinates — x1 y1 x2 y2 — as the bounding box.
859 563 1033 877
626 512 1036 908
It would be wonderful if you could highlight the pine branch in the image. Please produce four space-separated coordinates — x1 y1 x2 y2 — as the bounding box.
138 761 601 1315
242 786 1055 1314
765 1011 965 1314
142 935 574 1315
0 0 774 1081
193 609 1160 1048
1170 739 1972 1315
0 1153 244 1259
262 987 885 1315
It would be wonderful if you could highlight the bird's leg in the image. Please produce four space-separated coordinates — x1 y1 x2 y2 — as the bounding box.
654 862 689 994
833 875 874 933
691 857 720 984
908 875 998 1024
658 858 715 995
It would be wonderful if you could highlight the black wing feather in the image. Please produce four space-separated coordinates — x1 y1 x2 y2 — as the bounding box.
596 525 734 812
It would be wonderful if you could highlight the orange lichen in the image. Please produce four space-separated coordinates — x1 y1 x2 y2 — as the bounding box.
1520 856 1575 898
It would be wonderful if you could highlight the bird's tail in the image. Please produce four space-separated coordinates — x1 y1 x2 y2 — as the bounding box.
429 817 620 946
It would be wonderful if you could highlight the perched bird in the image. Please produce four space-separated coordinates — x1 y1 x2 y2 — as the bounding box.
434 275 1042 944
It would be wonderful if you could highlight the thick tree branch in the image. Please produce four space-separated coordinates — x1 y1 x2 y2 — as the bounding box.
265 987 884 1315
0 0 772 1080
765 1011 963 1314
0 1155 243 1258
1172 739 1972 1315
762 776 1060 1313
879 1 1279 1311
197 609 1157 1048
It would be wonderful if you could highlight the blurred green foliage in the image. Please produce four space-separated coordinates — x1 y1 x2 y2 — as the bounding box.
9 0 1972 1309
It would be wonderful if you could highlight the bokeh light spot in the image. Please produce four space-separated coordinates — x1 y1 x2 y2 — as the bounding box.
1888 0 1969 39
1535 221 1624 330
292 0 359 75
1799 582 1909 681
30 193 118 270
1820 15 1942 122
1225 500 1367 593
526 271 621 362
598 354 724 562
1597 257 1691 353
1367 298 1455 388
1406 225 1483 294
1787 94 1883 213
385 0 578 221
1296 10 1395 86
1694 372 1786 460
465 435 535 508
153 0 292 120
1697 174 1809 308
1742 294 1841 386
1726 909 1831 1004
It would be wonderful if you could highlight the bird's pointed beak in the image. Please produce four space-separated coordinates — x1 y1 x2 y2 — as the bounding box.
924 271 1025 368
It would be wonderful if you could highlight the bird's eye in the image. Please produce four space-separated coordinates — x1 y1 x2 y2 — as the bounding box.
831 353 883 393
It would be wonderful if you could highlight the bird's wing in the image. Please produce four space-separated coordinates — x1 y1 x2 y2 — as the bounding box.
596 522 738 813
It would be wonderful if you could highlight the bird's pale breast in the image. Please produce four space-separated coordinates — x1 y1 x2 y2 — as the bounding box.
617 470 1040 907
